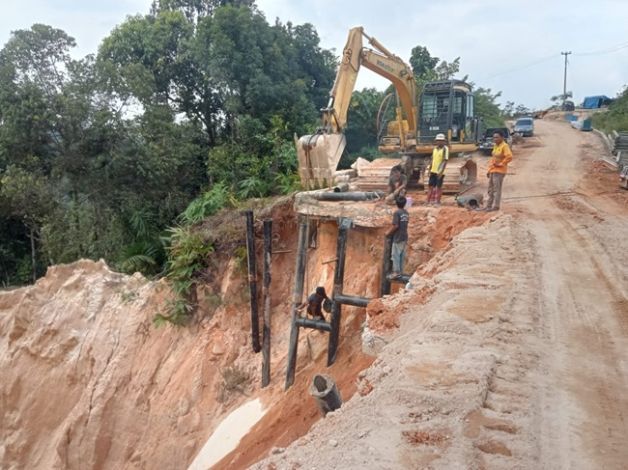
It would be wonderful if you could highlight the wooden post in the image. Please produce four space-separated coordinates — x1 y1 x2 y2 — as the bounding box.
261 219 272 388
285 216 309 390
327 217 351 366
380 235 393 296
244 210 261 353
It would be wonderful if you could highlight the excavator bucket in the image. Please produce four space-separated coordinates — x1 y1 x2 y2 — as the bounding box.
296 133 346 190
441 157 478 194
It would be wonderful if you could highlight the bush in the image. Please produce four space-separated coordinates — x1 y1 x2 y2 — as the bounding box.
155 226 214 326
592 87 628 132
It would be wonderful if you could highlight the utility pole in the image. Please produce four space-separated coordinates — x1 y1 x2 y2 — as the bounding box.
561 51 572 105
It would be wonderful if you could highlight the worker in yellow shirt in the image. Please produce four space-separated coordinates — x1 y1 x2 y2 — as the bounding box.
426 133 449 206
485 130 513 211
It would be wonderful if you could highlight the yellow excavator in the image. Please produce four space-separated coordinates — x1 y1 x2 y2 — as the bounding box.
296 26 479 193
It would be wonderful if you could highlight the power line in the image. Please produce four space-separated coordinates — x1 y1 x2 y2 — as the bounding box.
479 53 561 81
480 39 628 82
574 40 628 56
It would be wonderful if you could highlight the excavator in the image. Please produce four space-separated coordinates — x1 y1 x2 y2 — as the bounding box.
296 27 479 193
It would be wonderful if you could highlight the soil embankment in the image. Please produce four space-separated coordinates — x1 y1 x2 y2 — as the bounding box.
1 193 488 469
253 120 628 469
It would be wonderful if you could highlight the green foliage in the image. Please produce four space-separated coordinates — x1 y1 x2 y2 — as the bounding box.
409 45 439 78
344 88 388 160
592 87 628 132
274 172 301 194
180 182 233 225
474 87 505 128
551 91 573 103
0 3 335 287
119 241 161 275
156 225 214 325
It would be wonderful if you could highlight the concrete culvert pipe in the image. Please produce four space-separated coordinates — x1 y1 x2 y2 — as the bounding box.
332 183 350 193
456 193 484 209
310 374 342 416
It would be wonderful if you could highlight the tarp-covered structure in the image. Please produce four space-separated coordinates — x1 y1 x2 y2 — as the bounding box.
582 95 612 109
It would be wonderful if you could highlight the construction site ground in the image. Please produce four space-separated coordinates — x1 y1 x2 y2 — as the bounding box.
2 119 627 470
253 119 628 469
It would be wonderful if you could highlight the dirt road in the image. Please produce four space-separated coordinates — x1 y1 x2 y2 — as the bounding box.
253 120 628 469
508 120 628 469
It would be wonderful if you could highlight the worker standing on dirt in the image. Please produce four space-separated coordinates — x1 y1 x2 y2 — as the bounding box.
386 196 409 279
386 165 407 205
485 130 513 211
427 134 449 206
298 287 329 320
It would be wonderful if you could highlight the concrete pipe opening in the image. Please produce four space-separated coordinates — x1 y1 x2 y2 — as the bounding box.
309 374 342 416
456 193 484 209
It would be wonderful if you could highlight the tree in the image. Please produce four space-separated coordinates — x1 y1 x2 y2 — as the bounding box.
342 88 388 167
409 45 439 79
435 57 460 80
551 91 572 103
514 104 531 117
0 166 54 281
503 101 515 118
474 87 505 128
0 3 337 285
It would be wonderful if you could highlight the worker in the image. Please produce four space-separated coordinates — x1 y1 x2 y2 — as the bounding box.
298 286 329 320
485 130 513 211
426 133 449 206
386 165 407 205
386 196 409 280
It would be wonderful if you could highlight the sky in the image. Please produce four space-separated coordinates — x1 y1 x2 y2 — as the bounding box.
1 0 627 109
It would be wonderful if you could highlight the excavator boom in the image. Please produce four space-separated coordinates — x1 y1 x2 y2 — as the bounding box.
297 27 417 189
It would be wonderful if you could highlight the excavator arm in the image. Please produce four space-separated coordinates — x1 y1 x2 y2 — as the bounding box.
297 27 417 189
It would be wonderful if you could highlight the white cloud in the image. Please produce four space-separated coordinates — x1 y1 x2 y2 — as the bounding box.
257 0 628 108
0 0 152 57
1 0 626 108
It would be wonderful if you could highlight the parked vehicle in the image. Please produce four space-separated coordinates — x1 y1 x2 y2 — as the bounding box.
514 117 534 137
478 127 512 155
562 100 575 111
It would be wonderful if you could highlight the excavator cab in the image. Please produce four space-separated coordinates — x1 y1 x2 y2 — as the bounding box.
418 80 479 146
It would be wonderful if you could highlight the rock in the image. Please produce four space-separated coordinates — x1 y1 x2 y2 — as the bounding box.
271 447 284 455
211 341 226 356
328 439 338 447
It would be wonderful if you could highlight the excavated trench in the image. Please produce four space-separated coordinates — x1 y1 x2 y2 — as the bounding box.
199 200 491 470
0 197 489 470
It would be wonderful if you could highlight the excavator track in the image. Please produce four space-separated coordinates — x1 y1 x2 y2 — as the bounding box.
353 157 477 194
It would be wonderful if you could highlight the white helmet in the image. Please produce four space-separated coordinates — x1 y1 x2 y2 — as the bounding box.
435 133 446 141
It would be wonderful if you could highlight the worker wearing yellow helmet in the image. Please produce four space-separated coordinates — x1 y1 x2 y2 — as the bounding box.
426 133 449 206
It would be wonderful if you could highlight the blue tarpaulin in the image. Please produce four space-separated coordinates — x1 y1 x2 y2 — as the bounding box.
582 95 612 109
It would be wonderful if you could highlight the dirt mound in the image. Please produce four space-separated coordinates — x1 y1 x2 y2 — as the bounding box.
0 259 266 469
365 206 490 336
0 202 379 470
252 215 542 469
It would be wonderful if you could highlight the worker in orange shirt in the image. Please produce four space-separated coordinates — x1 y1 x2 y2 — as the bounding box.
485 130 513 211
